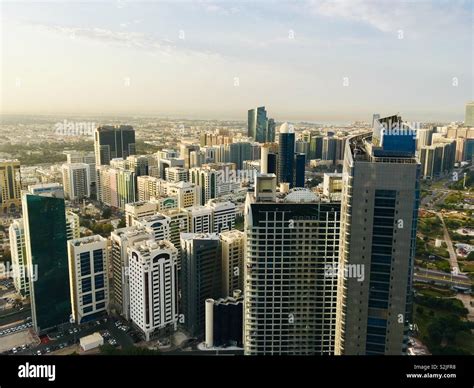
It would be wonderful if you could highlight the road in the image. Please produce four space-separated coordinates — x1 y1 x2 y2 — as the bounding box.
414 267 472 287
436 212 459 272
0 307 31 327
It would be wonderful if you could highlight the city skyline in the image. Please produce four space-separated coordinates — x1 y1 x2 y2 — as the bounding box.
1 0 473 122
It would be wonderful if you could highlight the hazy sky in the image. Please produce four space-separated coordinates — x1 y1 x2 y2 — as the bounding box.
1 0 473 123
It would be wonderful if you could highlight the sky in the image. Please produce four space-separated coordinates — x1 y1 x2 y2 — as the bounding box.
0 0 473 123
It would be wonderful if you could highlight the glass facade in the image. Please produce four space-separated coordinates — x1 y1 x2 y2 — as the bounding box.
25 194 71 333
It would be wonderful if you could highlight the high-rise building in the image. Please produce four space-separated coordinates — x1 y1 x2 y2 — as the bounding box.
94 125 136 166
248 107 274 143
181 233 222 337
125 201 158 226
419 139 456 179
159 208 189 262
129 239 178 340
22 185 71 333
179 144 200 170
61 163 91 200
228 141 252 170
9 219 29 297
126 155 150 177
185 206 213 234
0 159 21 214
294 153 306 188
278 123 295 187
165 167 189 183
134 214 171 242
267 118 276 143
416 128 434 150
465 101 474 127
219 230 244 297
335 115 420 355
66 210 81 240
205 292 244 349
158 156 185 179
137 176 167 201
244 175 341 355
310 135 323 160
167 181 201 209
189 167 217 205
96 166 118 208
116 168 136 209
110 226 154 320
65 151 96 177
68 235 109 324
96 166 135 209
208 200 236 233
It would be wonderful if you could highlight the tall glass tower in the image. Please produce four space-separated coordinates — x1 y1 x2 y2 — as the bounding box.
335 115 420 355
94 125 136 166
248 106 269 143
22 187 71 334
278 122 295 187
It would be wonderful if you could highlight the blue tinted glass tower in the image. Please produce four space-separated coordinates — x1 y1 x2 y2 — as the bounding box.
278 123 295 187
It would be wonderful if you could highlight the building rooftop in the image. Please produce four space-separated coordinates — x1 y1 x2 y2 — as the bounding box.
284 188 319 203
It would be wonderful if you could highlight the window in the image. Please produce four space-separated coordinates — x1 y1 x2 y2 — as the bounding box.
93 249 104 272
82 293 92 305
95 274 104 289
95 290 105 302
80 252 91 276
81 277 92 293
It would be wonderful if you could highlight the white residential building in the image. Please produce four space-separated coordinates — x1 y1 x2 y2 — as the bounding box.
208 200 236 233
68 235 109 324
9 219 29 297
137 176 167 201
185 205 212 234
165 167 188 183
167 181 201 209
110 226 154 320
129 239 178 340
61 163 91 200
125 201 158 227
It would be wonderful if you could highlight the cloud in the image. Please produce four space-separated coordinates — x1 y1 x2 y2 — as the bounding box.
28 23 222 60
306 0 470 34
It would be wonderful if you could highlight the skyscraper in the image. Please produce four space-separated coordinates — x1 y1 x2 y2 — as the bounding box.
94 125 136 166
335 115 420 355
244 174 341 355
248 106 267 143
110 226 154 320
267 118 276 143
465 101 474 127
248 107 275 143
68 235 109 324
22 185 71 333
61 163 91 200
9 219 29 297
129 239 178 340
0 159 21 214
294 153 306 188
189 167 217 205
219 229 244 297
181 233 222 337
278 122 295 187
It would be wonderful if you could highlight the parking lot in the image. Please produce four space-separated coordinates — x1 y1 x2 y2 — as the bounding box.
5 315 141 355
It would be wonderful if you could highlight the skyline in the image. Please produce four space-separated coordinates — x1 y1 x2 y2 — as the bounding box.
1 0 473 122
